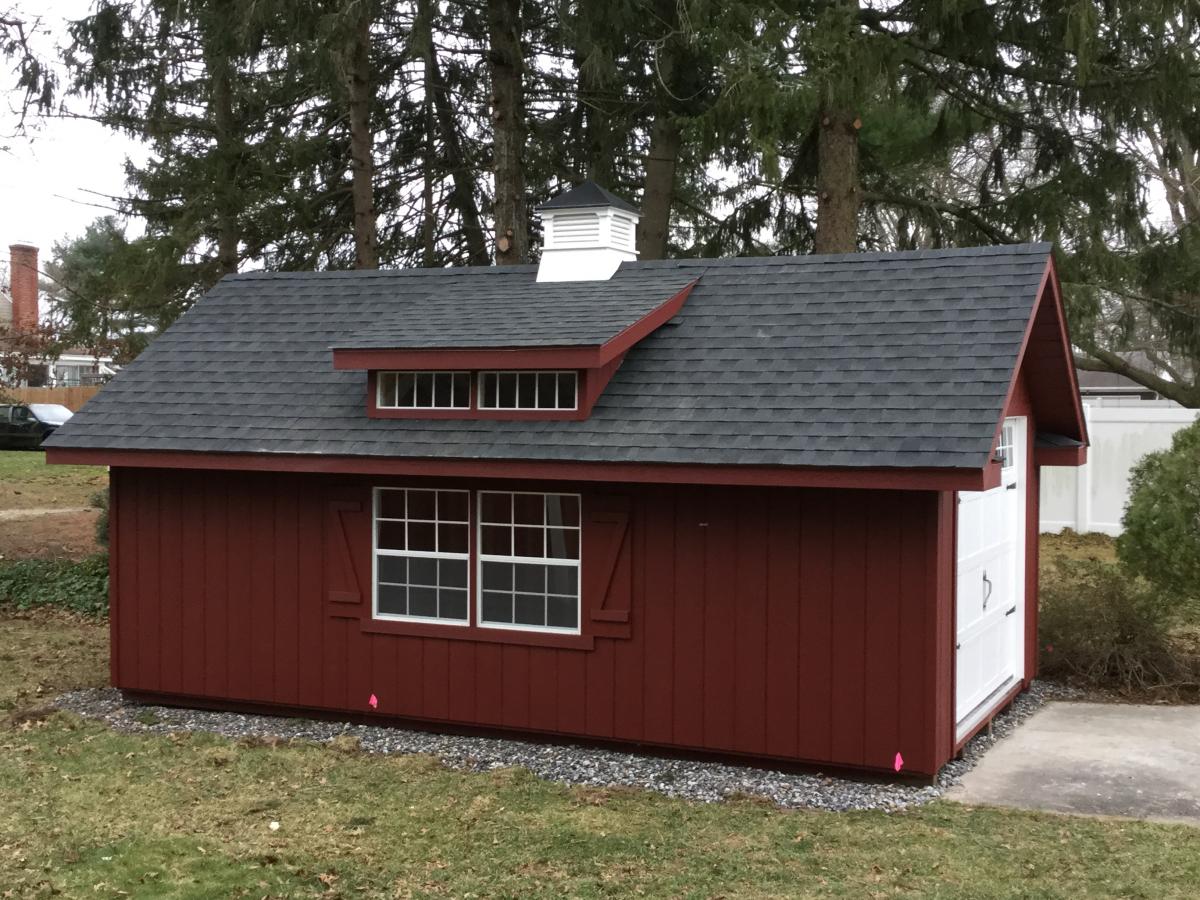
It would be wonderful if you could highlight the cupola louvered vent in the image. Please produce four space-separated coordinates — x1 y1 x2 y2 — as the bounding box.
535 181 641 282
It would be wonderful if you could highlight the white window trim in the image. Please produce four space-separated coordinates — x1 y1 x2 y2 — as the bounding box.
377 371 471 410
477 371 579 411
475 489 582 635
372 487 471 626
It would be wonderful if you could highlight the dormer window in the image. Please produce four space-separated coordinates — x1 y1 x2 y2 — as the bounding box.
478 371 577 411
378 371 470 409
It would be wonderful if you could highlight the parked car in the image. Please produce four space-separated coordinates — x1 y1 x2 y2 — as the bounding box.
0 403 73 449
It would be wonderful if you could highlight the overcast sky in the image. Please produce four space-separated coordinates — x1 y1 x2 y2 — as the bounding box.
1 0 146 263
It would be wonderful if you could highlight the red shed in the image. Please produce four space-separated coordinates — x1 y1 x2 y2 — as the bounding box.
46 183 1087 778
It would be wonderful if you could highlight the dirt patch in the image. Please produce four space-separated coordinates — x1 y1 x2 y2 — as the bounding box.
1040 529 1117 568
0 509 101 561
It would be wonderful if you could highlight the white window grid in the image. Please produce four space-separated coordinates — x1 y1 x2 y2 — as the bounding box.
477 371 578 411
997 423 1016 469
476 490 582 634
373 487 471 625
377 371 470 409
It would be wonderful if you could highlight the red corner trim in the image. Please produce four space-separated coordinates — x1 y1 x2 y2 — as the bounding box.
331 280 697 371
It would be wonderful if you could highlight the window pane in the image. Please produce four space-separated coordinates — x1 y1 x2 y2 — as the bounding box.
396 372 417 407
482 561 513 591
546 494 579 527
407 490 436 520
378 372 397 407
546 594 578 629
537 372 556 408
513 526 543 557
439 589 468 621
513 494 544 525
433 373 452 407
514 562 546 593
498 373 518 408
377 555 406 584
408 556 438 587
439 558 468 589
438 491 468 522
517 373 536 408
481 525 511 556
438 523 468 554
378 490 405 519
557 372 577 409
452 373 470 408
415 373 434 407
480 492 512 524
377 522 405 551
408 586 438 618
546 565 577 596
546 528 579 560
480 373 497 408
514 593 545 626
481 591 513 624
378 584 407 616
407 521 436 552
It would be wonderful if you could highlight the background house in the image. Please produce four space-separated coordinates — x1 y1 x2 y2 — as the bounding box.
1 241 117 391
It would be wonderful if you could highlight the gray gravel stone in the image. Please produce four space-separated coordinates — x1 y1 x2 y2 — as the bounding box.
55 680 1078 812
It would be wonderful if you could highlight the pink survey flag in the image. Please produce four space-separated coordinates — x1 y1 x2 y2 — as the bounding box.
368 693 378 709
893 752 904 773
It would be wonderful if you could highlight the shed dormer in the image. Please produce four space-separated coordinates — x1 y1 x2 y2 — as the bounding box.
535 181 641 283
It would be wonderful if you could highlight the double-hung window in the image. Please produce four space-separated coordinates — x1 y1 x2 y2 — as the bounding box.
372 488 582 635
478 491 581 632
374 488 470 623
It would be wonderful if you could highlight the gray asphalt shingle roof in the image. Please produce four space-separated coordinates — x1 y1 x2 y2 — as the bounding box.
331 269 695 349
47 243 1053 470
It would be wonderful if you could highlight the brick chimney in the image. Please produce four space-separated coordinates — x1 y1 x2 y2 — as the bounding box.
8 242 39 333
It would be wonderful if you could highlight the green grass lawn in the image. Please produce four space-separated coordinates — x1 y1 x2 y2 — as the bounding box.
2 611 1200 898
0 450 107 511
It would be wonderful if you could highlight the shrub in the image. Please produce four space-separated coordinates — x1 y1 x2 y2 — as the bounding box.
1118 417 1200 610
1039 557 1184 692
91 488 110 548
0 554 109 617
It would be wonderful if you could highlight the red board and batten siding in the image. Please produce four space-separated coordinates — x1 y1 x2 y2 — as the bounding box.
109 467 958 775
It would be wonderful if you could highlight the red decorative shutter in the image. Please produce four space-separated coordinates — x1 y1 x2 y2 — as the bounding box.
582 493 633 639
325 488 370 618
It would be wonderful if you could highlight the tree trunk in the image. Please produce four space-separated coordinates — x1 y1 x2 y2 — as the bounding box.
814 109 859 254
486 0 528 265
210 54 240 275
427 38 491 265
636 114 680 259
347 0 378 269
417 0 437 266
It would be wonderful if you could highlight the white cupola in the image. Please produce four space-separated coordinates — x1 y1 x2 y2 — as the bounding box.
534 180 641 282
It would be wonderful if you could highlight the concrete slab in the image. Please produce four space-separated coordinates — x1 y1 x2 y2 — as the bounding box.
947 701 1200 826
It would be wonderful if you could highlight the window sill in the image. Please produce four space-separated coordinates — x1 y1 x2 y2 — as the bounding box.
358 617 595 650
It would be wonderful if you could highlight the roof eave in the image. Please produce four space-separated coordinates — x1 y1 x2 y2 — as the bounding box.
45 446 996 492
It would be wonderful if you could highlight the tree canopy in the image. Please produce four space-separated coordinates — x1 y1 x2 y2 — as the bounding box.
3 0 1198 403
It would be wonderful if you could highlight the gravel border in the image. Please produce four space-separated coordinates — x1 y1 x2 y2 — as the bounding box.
54 680 1078 812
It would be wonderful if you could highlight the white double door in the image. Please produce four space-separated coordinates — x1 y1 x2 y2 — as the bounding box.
955 417 1026 740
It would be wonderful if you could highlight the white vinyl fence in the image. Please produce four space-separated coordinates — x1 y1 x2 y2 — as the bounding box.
1040 401 1200 536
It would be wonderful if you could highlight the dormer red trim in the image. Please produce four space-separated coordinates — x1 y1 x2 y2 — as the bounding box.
332 280 696 372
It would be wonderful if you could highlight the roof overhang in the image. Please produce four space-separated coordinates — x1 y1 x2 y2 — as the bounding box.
332 280 696 371
46 446 998 492
994 254 1089 466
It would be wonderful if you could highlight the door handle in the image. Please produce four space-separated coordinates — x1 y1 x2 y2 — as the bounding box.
1005 606 1017 616
982 571 993 609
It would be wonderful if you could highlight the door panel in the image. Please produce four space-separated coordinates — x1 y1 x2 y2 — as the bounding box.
955 417 1026 738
